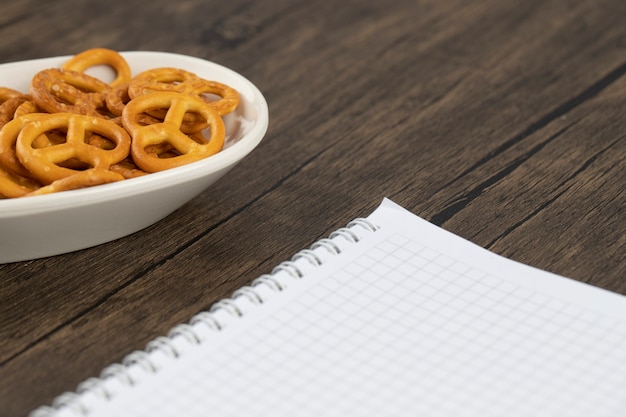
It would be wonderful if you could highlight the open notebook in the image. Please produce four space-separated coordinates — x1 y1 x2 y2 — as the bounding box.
32 198 626 417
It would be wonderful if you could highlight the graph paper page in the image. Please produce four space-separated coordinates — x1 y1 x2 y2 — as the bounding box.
54 198 626 417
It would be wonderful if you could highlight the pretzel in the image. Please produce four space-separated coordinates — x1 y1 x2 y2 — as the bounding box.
0 164 40 198
122 91 224 172
62 48 131 87
103 83 199 134
24 169 124 196
105 82 131 116
0 88 31 127
30 68 112 117
16 113 130 184
0 95 32 128
109 157 149 179
0 113 50 178
0 87 25 102
127 68 208 129
128 67 239 116
13 100 42 118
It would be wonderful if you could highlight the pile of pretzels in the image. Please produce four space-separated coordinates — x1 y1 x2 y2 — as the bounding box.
0 48 239 198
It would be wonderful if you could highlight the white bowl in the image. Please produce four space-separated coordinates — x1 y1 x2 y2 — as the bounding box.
0 51 269 263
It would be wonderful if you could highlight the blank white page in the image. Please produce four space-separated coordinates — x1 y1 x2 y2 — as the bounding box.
40 198 626 417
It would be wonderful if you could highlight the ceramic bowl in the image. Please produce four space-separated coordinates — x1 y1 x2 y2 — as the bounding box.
0 51 269 263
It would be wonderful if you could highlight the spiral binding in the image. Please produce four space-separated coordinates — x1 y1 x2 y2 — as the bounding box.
30 216 379 417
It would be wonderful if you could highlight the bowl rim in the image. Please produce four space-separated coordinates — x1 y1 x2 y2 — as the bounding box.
0 51 269 216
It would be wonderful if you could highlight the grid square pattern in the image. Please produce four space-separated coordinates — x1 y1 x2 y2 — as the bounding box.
107 232 626 417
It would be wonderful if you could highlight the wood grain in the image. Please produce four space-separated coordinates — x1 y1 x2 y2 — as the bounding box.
0 0 624 416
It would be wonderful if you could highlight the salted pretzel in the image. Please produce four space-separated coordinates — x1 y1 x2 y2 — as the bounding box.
0 95 32 128
122 91 224 172
0 87 25 102
0 113 50 178
62 48 132 87
30 68 112 117
108 82 209 133
0 87 31 127
25 169 124 196
0 164 40 198
15 113 130 185
13 100 42 118
109 157 149 179
128 67 239 116
105 82 131 116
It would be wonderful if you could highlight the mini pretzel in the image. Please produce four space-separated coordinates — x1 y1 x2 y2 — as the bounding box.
109 157 149 179
0 87 26 102
13 100 42 118
105 82 131 116
105 83 205 133
62 48 131 87
0 164 40 198
127 69 206 128
0 114 50 178
25 169 124 196
30 68 111 117
16 113 130 184
0 95 32 128
128 67 239 116
122 91 224 172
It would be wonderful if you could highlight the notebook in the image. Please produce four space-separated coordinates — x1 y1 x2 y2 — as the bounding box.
31 198 626 417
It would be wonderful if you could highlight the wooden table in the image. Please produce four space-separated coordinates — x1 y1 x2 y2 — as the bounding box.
1 0 624 415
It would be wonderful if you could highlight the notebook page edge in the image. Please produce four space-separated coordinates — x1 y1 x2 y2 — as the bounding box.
372 198 626 319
